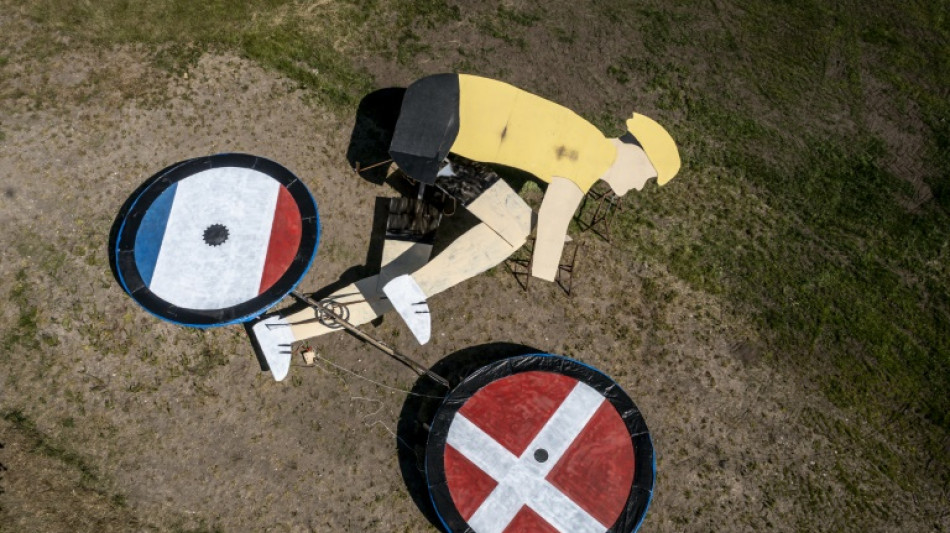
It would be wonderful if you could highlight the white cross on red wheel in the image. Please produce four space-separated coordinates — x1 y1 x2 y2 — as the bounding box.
427 358 651 533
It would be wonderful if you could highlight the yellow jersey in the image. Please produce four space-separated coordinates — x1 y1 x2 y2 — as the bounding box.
451 74 617 193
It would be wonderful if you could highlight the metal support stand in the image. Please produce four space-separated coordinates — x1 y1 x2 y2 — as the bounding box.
555 241 580 296
580 183 624 242
505 238 581 295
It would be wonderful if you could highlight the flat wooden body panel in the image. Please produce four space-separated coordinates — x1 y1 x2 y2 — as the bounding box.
453 75 616 193
532 178 585 281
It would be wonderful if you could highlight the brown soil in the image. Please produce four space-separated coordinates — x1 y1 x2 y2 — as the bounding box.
0 10 947 533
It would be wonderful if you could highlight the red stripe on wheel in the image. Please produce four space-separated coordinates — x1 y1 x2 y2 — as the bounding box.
445 444 498 520
458 371 577 456
502 506 560 533
259 186 302 294
546 401 635 527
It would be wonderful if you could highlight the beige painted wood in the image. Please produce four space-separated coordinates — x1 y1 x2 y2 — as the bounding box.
532 177 585 281
412 222 526 296
381 238 416 266
286 238 435 341
288 179 532 344
465 179 533 247
600 139 657 195
287 275 392 341
288 222 524 342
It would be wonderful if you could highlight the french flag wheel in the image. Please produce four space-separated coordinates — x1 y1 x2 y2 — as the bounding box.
115 154 320 327
425 354 655 533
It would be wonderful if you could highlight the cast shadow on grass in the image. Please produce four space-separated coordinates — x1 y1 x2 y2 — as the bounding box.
396 342 540 531
346 87 406 185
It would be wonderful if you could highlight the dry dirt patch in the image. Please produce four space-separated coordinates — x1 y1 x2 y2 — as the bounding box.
0 39 945 533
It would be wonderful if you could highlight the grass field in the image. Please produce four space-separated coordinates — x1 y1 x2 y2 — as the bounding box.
2 0 948 531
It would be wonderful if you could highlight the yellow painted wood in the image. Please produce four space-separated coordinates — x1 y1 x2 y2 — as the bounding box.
453 74 616 193
625 113 681 185
452 75 519 162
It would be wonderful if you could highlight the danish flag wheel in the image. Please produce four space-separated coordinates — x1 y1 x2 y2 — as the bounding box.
425 354 655 533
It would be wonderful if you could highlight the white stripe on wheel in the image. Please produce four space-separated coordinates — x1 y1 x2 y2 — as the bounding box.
447 382 607 533
148 167 280 310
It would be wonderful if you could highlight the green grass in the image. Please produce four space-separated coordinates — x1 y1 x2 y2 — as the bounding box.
5 0 949 523
2 269 58 353
475 5 542 49
601 0 950 486
3 410 117 498
25 0 375 108
387 0 462 65
20 0 484 108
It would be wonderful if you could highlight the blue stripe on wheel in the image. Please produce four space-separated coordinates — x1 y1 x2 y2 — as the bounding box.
135 182 177 286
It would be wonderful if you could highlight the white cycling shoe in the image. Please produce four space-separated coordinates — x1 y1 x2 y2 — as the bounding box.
382 274 431 345
249 314 295 381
